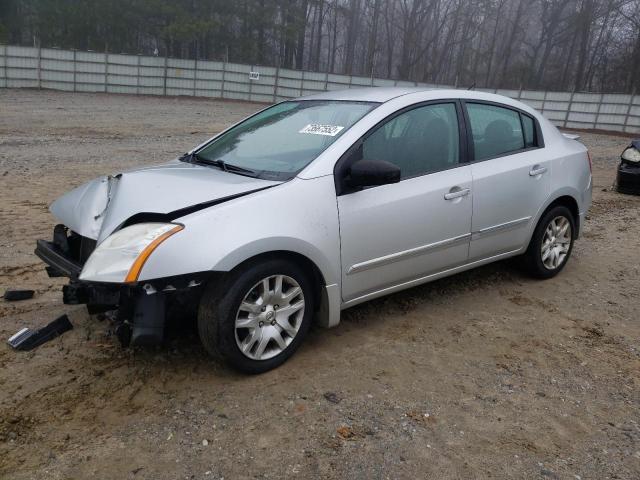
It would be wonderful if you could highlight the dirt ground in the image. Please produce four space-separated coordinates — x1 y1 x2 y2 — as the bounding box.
0 89 639 480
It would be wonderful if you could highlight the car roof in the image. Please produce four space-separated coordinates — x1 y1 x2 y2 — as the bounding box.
297 87 437 103
297 87 545 120
299 86 544 107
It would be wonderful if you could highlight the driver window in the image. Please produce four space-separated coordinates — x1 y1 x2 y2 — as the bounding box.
361 103 460 179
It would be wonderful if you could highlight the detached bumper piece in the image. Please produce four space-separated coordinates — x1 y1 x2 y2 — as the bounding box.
34 225 96 280
35 239 82 279
617 162 640 195
3 289 35 301
8 314 73 351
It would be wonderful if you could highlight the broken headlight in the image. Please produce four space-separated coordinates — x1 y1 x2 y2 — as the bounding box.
79 223 183 283
622 146 640 163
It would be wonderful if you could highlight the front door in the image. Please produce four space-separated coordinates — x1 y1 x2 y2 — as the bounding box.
337 102 473 303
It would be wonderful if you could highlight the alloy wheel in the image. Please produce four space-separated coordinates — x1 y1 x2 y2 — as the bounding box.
541 216 572 270
234 274 305 360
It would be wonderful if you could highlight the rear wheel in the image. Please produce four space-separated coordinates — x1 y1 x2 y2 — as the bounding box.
523 205 576 279
198 258 314 374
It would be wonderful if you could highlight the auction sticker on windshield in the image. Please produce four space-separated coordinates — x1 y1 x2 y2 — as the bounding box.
299 124 345 136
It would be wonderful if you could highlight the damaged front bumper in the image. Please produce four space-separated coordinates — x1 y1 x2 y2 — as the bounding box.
35 226 207 346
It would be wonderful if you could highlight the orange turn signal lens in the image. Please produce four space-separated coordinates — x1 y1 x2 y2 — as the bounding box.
124 224 184 283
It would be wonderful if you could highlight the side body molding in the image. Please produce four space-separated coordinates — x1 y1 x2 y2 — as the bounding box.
347 233 471 275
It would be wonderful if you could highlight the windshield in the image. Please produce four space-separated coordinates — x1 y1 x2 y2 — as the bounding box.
193 100 378 180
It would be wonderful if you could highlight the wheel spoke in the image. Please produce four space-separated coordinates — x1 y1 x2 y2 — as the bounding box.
272 329 287 349
239 301 261 315
281 286 302 303
278 300 305 318
558 222 569 237
236 316 259 329
254 333 271 358
240 329 261 354
274 275 283 297
260 278 271 300
276 317 298 337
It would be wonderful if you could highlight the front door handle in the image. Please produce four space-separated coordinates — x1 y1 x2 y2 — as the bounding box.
444 188 471 200
529 165 547 176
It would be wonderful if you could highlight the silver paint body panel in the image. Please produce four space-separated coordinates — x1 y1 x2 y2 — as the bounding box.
48 88 592 328
338 166 473 302
50 162 280 243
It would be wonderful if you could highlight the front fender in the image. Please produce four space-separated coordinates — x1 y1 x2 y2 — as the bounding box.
211 236 338 284
137 175 342 288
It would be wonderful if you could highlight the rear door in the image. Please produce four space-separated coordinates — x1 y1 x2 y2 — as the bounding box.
464 102 550 260
337 102 473 303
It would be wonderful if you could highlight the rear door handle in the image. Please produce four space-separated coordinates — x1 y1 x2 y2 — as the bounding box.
529 166 547 176
444 188 471 200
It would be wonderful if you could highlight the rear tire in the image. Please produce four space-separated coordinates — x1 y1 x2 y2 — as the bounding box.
198 258 314 374
523 205 576 279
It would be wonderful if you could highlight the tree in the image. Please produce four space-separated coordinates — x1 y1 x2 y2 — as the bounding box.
2 0 639 93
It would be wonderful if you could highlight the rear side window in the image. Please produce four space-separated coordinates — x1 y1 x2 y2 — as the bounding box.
522 114 536 148
466 103 529 160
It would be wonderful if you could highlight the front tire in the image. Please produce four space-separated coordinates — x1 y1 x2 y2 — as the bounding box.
198 258 314 374
523 205 576 279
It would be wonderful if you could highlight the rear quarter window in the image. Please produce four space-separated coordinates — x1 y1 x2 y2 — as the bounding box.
522 114 536 148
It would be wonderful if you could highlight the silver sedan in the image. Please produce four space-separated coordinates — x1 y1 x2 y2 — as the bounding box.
36 88 592 373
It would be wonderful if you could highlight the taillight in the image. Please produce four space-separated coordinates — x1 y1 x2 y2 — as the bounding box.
587 151 592 174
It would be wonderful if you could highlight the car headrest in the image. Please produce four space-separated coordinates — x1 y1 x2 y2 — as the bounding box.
425 117 449 139
485 120 514 144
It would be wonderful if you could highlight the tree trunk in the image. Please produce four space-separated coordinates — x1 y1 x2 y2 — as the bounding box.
499 0 525 87
365 0 381 76
313 0 324 70
343 0 362 75
295 0 309 69
573 0 595 91
484 0 505 87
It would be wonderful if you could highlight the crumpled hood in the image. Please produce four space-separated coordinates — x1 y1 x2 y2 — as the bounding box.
50 161 280 242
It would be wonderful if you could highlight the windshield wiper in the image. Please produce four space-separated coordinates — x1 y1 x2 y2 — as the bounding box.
179 151 203 163
179 152 257 176
205 159 257 175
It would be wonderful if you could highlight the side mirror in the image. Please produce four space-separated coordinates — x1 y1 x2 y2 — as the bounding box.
348 159 401 188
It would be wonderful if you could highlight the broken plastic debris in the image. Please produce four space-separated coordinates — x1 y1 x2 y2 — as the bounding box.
7 314 73 351
3 289 35 301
